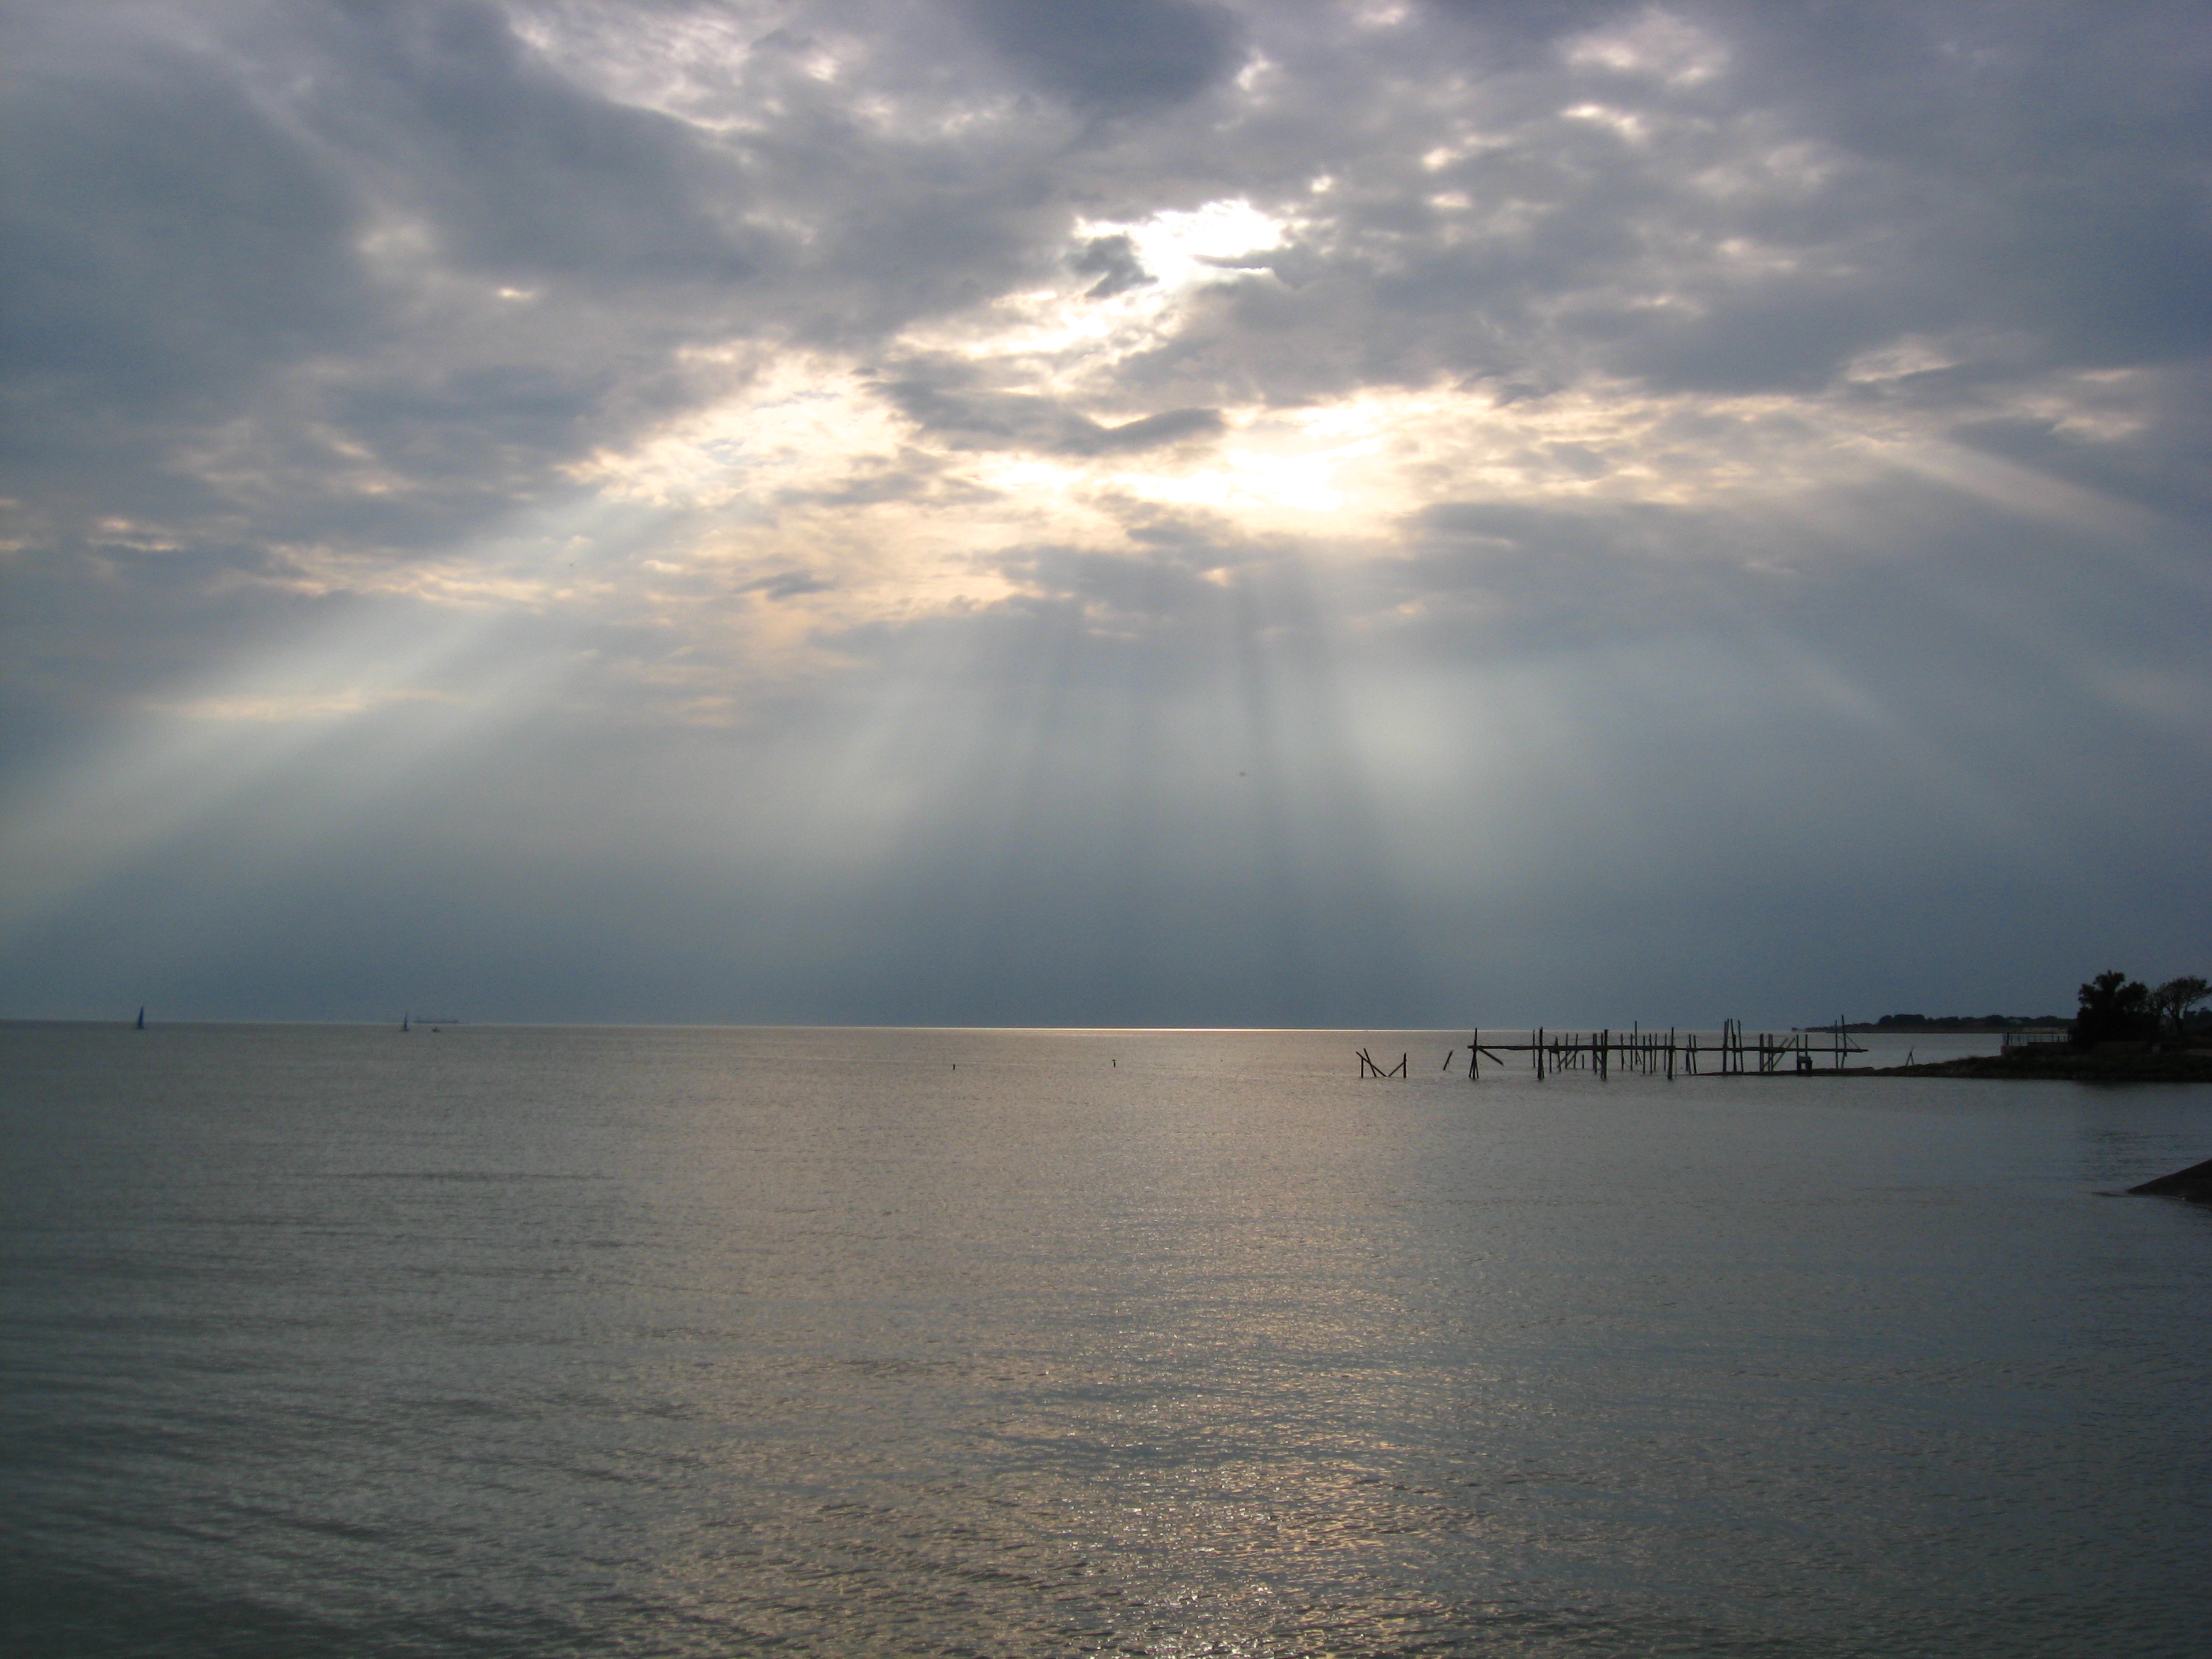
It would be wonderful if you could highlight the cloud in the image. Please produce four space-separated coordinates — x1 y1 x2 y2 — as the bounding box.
882 364 1223 457
962 0 1245 114
742 569 836 600
1071 232 1154 299
0 24 369 542
303 0 761 282
3 0 2209 1020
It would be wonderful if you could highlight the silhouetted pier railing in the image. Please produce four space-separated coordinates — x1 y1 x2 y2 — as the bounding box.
1361 1022 1866 1079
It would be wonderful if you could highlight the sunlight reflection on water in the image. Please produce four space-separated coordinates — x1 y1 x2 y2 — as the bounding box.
3 1023 2207 1656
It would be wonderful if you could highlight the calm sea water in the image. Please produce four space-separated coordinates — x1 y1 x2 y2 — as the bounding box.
3 1023 2208 1658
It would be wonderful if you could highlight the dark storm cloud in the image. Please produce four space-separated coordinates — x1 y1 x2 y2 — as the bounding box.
742 569 836 599
961 0 1244 114
0 39 361 409
1578 2 2212 391
1069 407 1225 453
296 0 759 283
882 360 1223 455
0 16 369 533
1062 0 2212 418
1070 232 1153 299
2 0 769 569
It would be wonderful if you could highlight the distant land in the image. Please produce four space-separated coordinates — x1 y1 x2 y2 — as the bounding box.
1818 1014 2070 1033
1868 1048 2212 1082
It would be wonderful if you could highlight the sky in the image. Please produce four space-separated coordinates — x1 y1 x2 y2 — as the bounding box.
3 0 2208 1027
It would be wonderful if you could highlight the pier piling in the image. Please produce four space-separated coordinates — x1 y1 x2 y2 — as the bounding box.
1460 1023 1862 1080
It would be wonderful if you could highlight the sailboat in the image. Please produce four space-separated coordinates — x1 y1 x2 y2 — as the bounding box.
402 1012 411 1032
135 1006 145 1031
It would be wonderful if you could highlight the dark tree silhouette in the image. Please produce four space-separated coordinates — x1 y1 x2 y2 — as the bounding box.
2072 970 2154 1046
2149 975 2210 1044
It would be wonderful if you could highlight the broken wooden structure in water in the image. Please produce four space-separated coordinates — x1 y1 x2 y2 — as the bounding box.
1441 1021 1865 1080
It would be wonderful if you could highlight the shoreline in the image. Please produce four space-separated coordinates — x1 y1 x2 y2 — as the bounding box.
1811 1050 2212 1083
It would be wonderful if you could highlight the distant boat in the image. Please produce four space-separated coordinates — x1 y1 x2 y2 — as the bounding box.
135 1006 145 1031
402 1012 411 1032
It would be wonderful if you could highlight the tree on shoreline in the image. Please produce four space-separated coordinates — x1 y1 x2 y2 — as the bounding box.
2072 971 2154 1046
2150 976 2210 1044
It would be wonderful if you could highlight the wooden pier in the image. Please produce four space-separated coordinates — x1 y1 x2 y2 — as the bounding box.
1468 1021 1864 1078
1362 1022 1866 1079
